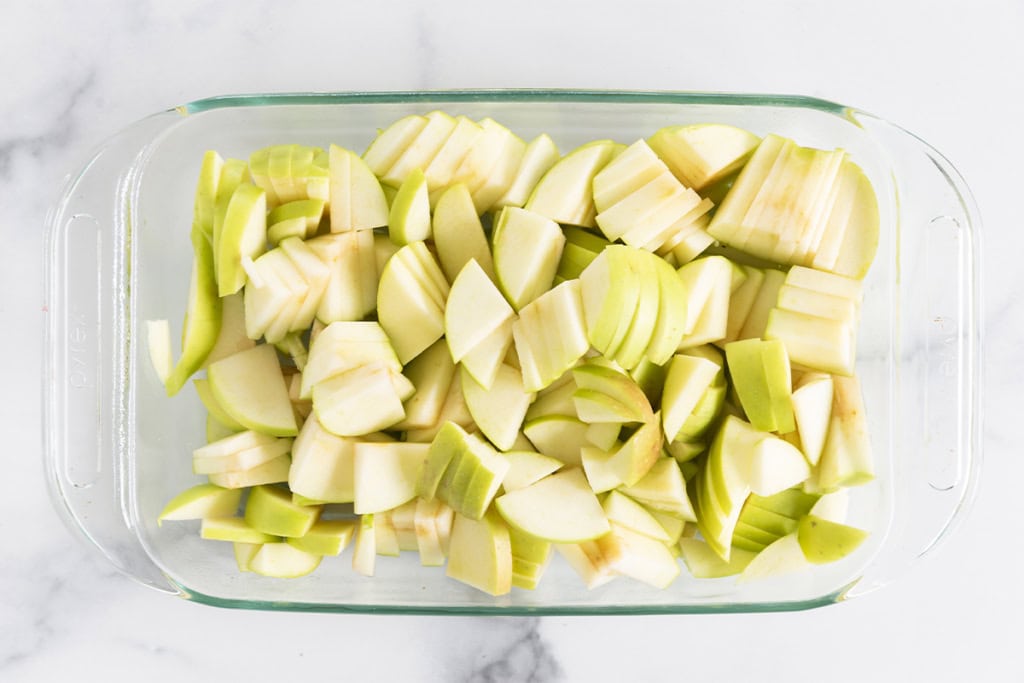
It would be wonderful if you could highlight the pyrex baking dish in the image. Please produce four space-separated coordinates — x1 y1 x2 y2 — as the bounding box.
43 90 982 614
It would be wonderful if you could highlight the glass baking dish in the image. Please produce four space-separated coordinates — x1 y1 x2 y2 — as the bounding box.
43 90 982 614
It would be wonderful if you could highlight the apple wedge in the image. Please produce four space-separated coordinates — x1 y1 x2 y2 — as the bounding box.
216 183 267 297
493 133 560 209
647 123 761 191
495 468 609 543
207 345 297 437
157 483 242 526
432 183 495 283
352 442 429 513
444 259 514 363
388 168 431 245
244 484 321 537
287 519 356 556
329 144 389 232
492 207 566 311
525 139 621 227
446 509 513 596
461 364 533 451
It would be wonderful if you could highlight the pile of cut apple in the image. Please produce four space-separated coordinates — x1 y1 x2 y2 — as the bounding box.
151 111 879 595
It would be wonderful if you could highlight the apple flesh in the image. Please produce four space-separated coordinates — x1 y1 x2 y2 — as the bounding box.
158 483 242 525
525 139 622 228
446 509 513 596
495 468 609 543
207 345 297 437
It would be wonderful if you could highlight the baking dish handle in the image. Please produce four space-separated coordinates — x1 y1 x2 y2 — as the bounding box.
43 111 182 594
845 113 983 598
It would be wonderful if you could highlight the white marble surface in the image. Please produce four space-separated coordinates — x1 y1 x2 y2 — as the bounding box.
3 0 1021 680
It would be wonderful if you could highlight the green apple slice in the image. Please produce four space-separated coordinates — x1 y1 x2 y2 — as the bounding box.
203 292 254 366
677 255 732 348
329 144 389 232
493 133 560 209
651 509 687 544
444 259 514 362
597 522 680 589
500 451 564 492
572 362 654 423
525 374 578 421
432 183 495 283
495 468 609 543
405 370 475 443
285 520 356 557
193 150 224 240
470 127 525 213
458 317 513 390
619 455 694 520
461 365 533 452
554 541 617 589
388 168 431 245
193 437 292 475
208 454 291 489
509 526 553 590
724 338 795 433
722 265 765 342
266 217 308 247
602 490 672 543
244 484 321 537
211 158 249 272
592 139 668 212
525 139 621 227
268 198 324 239
157 483 242 525
373 511 401 557
790 372 834 465
301 321 400 398
643 256 689 366
661 353 721 442
423 115 484 191
288 414 357 503
413 498 447 566
512 280 589 393
313 362 408 437
522 415 590 466
352 442 429 513
216 183 267 297
764 308 855 377
738 268 786 340
417 421 476 501
383 111 457 187
678 538 756 578
817 374 874 490
737 532 811 581
234 542 261 572
146 319 172 385
377 244 447 364
165 226 223 395
352 514 376 576
207 345 297 437
579 246 642 355
308 230 378 323
817 160 879 279
395 339 456 430
446 509 513 596
745 487 821 520
445 117 511 198
609 251 660 370
391 500 421 551
363 114 429 176
492 207 566 311
200 517 278 544
647 123 761 190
